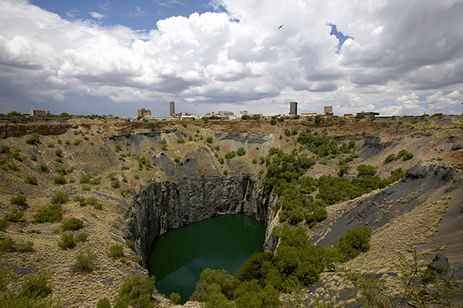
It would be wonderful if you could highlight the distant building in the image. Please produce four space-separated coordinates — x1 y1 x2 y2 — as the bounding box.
357 111 380 118
324 106 333 115
301 112 318 117
169 101 175 116
289 102 298 115
137 108 151 118
240 111 248 116
174 112 199 120
204 111 235 120
343 113 353 118
29 109 50 116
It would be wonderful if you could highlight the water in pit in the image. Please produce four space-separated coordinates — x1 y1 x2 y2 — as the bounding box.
148 214 265 303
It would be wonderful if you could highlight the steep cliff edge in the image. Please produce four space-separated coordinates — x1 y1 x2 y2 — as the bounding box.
126 175 276 266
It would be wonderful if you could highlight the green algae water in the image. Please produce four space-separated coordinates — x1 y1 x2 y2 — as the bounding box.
148 214 265 303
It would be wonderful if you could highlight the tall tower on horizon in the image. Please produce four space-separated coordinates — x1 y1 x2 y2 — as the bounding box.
169 101 175 116
289 101 298 115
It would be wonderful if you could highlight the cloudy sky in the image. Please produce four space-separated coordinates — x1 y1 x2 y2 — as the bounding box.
1 0 462 116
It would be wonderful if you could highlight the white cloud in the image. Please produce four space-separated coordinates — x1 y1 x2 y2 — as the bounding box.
0 0 462 116
89 11 104 20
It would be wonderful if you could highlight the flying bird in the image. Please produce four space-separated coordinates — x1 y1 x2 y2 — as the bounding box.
278 24 284 30
327 23 353 53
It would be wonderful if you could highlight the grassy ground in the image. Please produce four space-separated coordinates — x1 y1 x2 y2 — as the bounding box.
0 116 462 307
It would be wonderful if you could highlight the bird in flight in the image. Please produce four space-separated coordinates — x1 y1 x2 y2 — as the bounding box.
278 24 284 30
327 23 353 53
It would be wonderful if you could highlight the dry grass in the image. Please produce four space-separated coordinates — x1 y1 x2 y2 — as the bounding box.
0 117 461 307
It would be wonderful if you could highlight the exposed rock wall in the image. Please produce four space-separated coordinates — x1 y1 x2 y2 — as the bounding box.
127 175 276 265
0 122 71 138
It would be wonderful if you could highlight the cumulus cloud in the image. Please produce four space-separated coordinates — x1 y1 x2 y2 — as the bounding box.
0 0 462 116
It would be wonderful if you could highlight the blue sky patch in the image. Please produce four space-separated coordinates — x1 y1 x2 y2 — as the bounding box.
30 0 216 30
328 23 353 54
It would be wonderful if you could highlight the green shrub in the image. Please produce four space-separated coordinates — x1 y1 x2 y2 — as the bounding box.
58 233 76 250
11 194 27 207
0 144 10 154
74 195 86 206
115 144 122 152
338 163 349 177
108 244 124 259
205 136 213 144
115 274 155 307
11 150 22 161
225 151 236 159
389 168 405 183
79 173 92 184
0 218 7 231
397 149 414 161
19 271 52 298
61 218 84 231
0 237 15 252
236 147 246 156
0 269 55 306
53 176 66 185
384 154 396 164
234 280 280 308
252 159 257 164
16 240 34 252
402 151 414 160
57 167 67 176
96 298 111 308
86 197 98 206
0 237 34 252
5 208 24 222
357 164 377 177
193 269 237 301
337 226 372 261
26 133 41 146
169 292 181 304
111 179 120 189
71 249 97 273
75 232 88 242
38 163 49 173
30 154 38 161
33 204 62 223
176 137 185 144
25 176 38 185
284 128 291 137
51 191 69 204
55 149 63 158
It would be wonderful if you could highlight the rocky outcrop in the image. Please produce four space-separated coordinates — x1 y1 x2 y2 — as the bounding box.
312 163 457 247
214 132 272 144
127 175 276 266
0 122 71 138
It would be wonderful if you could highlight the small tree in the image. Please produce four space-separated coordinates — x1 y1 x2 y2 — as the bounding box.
169 292 181 304
25 176 38 185
26 133 41 146
115 274 155 307
71 249 97 272
11 194 27 207
337 226 372 261
108 244 124 259
357 164 377 177
237 147 246 156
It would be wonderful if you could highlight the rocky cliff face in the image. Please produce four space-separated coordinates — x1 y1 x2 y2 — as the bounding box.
127 175 276 266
